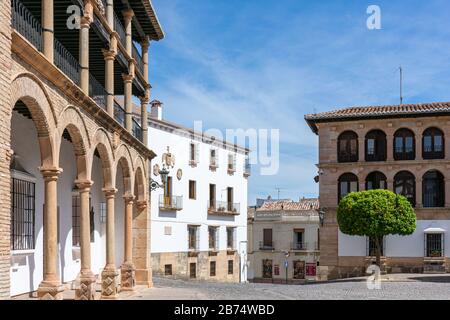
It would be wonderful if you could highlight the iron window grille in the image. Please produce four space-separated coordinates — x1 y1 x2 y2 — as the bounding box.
366 236 385 257
425 233 444 257
394 128 415 160
228 260 234 275
337 131 358 162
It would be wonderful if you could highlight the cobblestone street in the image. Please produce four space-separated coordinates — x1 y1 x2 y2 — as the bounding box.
124 274 450 300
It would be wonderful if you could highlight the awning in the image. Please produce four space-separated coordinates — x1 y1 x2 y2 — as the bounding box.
423 227 446 234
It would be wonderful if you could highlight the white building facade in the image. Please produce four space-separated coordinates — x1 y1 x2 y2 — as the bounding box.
147 101 250 282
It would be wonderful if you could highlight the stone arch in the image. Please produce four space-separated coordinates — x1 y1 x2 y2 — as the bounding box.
56 106 91 180
114 144 134 195
134 163 147 202
10 73 57 167
90 128 115 188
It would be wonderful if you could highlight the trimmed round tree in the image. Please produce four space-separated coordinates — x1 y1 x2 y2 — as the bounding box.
337 189 416 267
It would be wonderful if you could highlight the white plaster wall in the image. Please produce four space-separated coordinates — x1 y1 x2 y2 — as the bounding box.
338 220 450 257
10 112 107 296
148 124 248 265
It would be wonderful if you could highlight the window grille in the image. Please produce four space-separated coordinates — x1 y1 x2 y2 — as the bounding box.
11 177 36 251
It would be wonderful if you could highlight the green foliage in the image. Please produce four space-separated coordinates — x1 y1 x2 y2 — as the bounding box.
337 189 416 237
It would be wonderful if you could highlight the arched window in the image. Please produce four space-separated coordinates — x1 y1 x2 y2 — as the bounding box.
338 131 358 162
394 171 415 206
394 129 415 160
338 173 359 202
423 127 444 159
422 170 445 208
366 171 387 190
365 130 387 161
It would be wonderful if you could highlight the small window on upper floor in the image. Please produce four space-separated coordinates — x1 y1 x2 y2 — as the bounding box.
189 142 199 166
337 131 358 163
423 127 444 159
394 128 415 160
365 171 387 190
210 149 218 169
338 173 358 202
365 130 386 162
228 153 236 174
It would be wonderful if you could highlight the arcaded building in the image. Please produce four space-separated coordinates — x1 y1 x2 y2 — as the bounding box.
306 104 450 279
0 0 164 299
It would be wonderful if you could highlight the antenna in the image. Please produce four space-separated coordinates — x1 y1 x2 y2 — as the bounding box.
275 187 283 200
399 66 403 105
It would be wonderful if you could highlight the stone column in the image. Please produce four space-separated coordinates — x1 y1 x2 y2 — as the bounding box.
121 194 136 291
79 1 93 95
123 9 134 55
106 0 114 28
416 178 423 208
133 200 152 287
101 188 119 299
123 73 134 132
102 45 116 117
75 180 96 300
42 0 54 62
139 96 149 146
37 167 64 300
141 37 150 81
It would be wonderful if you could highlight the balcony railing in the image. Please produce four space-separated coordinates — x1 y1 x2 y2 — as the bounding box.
244 162 251 177
159 194 183 211
113 11 126 48
54 38 80 85
259 241 275 250
132 117 143 142
114 100 125 126
12 0 42 52
89 73 107 110
291 242 308 251
132 43 145 75
207 200 240 215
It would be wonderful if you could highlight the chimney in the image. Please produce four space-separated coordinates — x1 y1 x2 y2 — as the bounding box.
150 100 163 120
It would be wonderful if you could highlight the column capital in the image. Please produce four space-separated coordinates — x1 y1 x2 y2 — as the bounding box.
123 194 135 204
102 48 117 61
80 15 93 29
75 179 94 191
136 200 148 210
39 167 63 181
141 37 150 51
139 95 150 105
122 73 134 83
122 9 135 22
103 187 118 198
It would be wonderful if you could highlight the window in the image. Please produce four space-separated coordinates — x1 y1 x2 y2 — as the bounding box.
210 149 218 168
425 233 444 257
423 127 444 159
293 229 305 250
338 173 358 202
227 227 236 249
188 225 199 250
165 264 172 276
189 180 196 200
422 170 445 208
190 263 196 278
338 131 358 162
72 192 94 246
263 228 273 248
367 236 384 256
394 171 416 206
262 259 273 278
228 260 234 275
227 187 234 211
189 143 199 165
209 184 216 209
11 177 35 250
394 129 415 160
365 130 387 161
228 154 236 172
209 226 218 250
365 171 387 190
293 261 305 279
210 261 216 277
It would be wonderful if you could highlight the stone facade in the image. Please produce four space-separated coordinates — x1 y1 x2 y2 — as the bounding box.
307 113 450 279
152 251 240 282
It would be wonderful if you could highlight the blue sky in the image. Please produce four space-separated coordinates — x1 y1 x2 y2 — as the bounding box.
149 0 450 205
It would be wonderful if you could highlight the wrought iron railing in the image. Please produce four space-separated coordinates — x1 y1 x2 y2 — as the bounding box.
291 242 308 251
159 194 183 211
114 100 125 126
12 0 43 52
207 200 240 215
132 117 143 142
132 43 145 75
89 73 107 110
113 11 126 48
54 38 80 85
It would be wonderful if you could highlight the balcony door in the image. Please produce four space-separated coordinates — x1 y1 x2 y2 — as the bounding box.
209 184 216 208
165 176 172 206
227 187 234 211
263 228 272 248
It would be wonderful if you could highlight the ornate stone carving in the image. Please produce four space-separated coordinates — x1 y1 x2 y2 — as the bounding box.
101 268 119 299
120 263 136 291
162 146 175 168
37 283 65 300
94 0 106 16
75 273 97 300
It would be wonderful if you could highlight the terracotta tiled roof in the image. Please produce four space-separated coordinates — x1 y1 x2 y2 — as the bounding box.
305 102 450 133
257 198 319 211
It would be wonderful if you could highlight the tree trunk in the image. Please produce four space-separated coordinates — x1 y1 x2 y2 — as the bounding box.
375 235 381 268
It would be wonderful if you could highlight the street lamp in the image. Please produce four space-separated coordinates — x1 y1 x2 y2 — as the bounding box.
318 209 325 227
150 165 170 191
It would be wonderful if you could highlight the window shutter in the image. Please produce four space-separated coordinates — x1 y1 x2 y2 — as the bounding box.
195 144 199 163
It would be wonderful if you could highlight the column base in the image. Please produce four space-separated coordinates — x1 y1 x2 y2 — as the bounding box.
37 281 65 300
75 272 97 300
120 262 136 291
101 268 119 299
